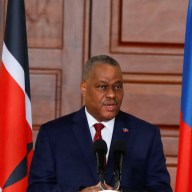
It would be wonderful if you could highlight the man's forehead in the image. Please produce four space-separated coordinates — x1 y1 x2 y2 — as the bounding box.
95 79 123 85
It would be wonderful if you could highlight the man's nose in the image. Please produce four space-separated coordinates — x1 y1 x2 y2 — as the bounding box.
106 87 115 98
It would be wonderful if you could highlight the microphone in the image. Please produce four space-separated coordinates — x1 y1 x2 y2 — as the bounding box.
113 140 127 190
93 139 108 184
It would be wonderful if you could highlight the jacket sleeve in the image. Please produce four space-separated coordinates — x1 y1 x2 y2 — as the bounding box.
121 128 173 192
144 128 173 192
27 125 79 192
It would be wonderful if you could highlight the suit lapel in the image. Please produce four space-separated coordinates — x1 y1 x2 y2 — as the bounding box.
72 107 98 181
105 111 131 184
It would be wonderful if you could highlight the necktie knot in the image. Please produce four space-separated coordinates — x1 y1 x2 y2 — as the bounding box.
93 123 105 141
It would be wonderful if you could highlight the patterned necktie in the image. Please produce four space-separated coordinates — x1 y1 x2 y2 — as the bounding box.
93 123 105 141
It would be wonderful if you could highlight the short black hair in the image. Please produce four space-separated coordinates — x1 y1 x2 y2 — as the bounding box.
82 55 120 81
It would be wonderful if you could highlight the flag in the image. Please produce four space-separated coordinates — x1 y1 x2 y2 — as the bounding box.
0 0 33 191
175 0 192 191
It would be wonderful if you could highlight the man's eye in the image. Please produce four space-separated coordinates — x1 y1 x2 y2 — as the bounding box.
98 85 107 90
114 84 123 90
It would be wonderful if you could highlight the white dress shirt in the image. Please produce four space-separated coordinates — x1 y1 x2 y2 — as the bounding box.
85 108 115 159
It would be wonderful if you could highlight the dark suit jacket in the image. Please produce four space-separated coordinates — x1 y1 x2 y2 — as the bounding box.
27 107 172 192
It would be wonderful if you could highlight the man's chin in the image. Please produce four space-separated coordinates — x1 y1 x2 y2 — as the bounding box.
101 111 118 121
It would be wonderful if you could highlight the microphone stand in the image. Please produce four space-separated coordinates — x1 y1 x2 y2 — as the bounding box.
99 170 121 191
98 171 107 190
112 170 121 191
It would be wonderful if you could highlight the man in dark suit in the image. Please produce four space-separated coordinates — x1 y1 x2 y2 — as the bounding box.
27 55 172 192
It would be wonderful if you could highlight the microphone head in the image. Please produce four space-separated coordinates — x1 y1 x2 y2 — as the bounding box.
113 140 127 155
93 139 108 183
93 139 108 155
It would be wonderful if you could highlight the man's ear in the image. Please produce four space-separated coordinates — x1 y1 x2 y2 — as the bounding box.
80 81 87 96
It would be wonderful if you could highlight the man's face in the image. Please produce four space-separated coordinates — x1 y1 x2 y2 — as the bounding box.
81 63 124 122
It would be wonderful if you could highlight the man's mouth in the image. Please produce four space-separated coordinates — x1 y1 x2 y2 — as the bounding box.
105 103 117 106
103 103 118 111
